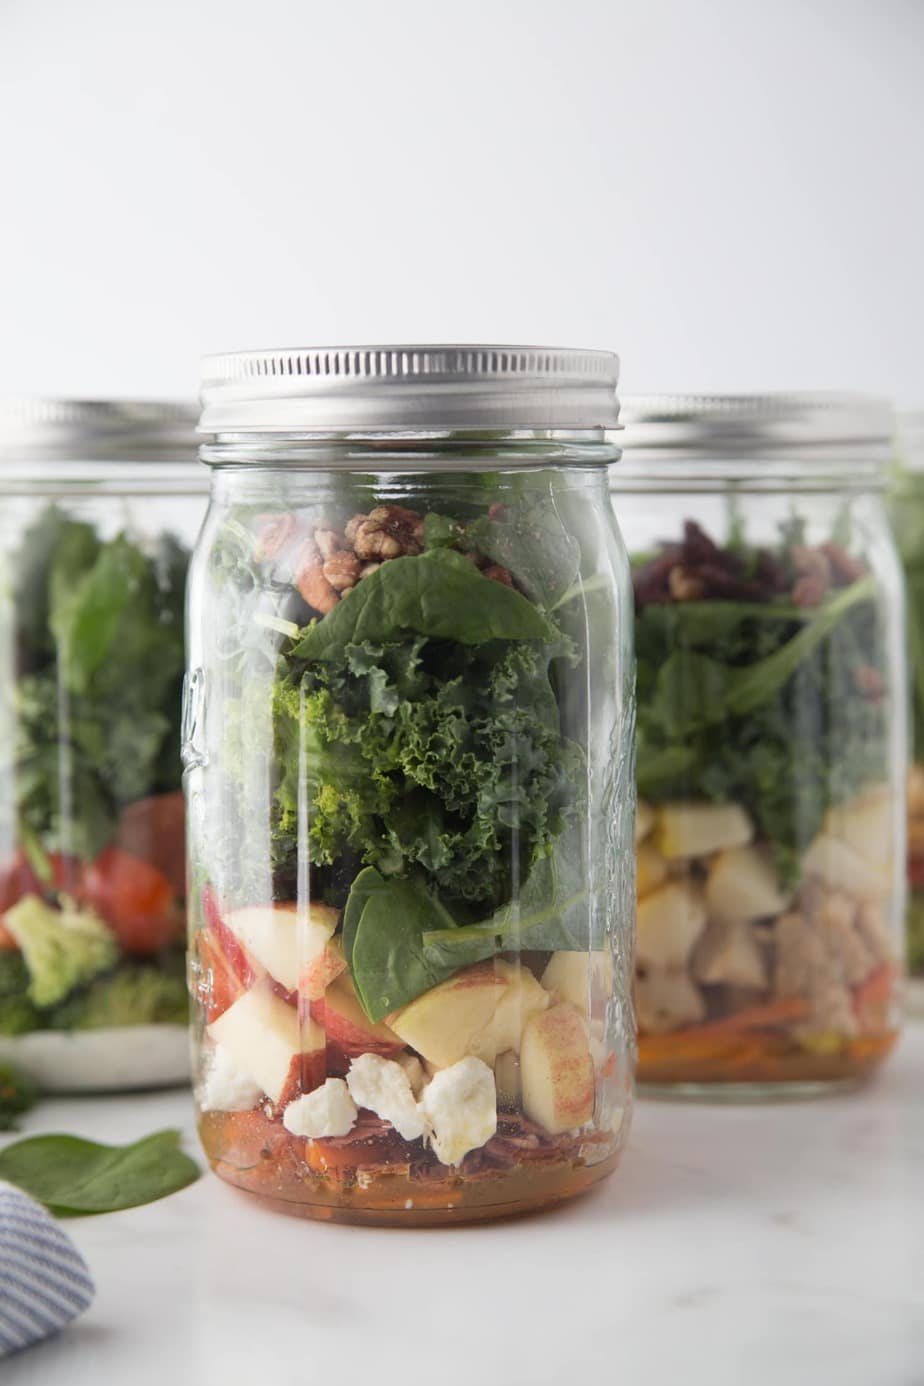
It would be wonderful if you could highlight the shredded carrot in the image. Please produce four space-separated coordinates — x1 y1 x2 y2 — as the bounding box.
639 997 811 1061
639 1026 898 1084
853 963 897 1010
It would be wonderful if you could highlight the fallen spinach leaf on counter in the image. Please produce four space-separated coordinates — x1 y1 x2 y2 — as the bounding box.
0 1128 199 1215
0 1062 36 1132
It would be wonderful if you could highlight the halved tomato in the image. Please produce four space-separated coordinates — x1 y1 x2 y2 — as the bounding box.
115 792 186 898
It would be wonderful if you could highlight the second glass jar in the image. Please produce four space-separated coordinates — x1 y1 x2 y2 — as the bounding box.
186 346 635 1224
612 395 906 1096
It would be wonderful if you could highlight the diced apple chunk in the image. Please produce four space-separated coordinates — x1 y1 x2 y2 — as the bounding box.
312 973 405 1057
540 950 613 1018
636 881 707 970
494 1050 521 1105
224 901 339 993
300 934 347 1001
636 800 656 843
705 844 791 924
520 1003 594 1134
655 802 753 860
635 968 706 1034
466 960 548 1065
692 919 768 990
802 834 890 903
388 962 507 1068
637 843 668 899
207 980 324 1105
824 784 894 869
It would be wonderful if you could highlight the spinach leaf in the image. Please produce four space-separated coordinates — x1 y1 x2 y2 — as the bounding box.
0 1128 199 1215
423 825 592 965
725 574 877 716
292 549 556 661
462 503 581 608
51 537 150 697
348 872 460 1021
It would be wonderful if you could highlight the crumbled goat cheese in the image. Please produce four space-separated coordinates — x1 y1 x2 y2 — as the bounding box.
419 1056 497 1166
283 1079 357 1138
200 1043 263 1113
346 1053 425 1140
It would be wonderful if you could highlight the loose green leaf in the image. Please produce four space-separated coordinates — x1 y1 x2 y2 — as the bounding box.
0 1128 199 1215
292 549 557 661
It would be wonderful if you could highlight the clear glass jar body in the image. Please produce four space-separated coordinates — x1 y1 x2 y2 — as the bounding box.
0 460 206 1090
888 420 924 982
612 462 906 1095
186 438 635 1225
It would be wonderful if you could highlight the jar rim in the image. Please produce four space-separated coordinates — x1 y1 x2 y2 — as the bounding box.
198 344 621 436
0 398 201 464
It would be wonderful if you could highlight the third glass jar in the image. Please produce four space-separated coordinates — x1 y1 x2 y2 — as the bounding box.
186 345 634 1223
611 395 906 1096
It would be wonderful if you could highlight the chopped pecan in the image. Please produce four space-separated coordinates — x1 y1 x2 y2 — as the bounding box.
853 665 885 700
348 505 425 560
295 541 340 614
487 501 507 521
821 541 867 586
323 552 362 592
668 565 706 601
790 544 832 589
255 512 297 562
792 575 827 608
314 524 346 560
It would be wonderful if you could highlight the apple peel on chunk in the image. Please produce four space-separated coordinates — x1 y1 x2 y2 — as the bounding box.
223 901 339 995
207 980 325 1106
520 1002 595 1134
388 961 507 1068
311 973 405 1058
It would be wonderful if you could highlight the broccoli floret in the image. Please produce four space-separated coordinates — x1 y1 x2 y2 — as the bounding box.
48 963 188 1031
0 952 41 1034
0 1061 36 1130
3 895 118 1009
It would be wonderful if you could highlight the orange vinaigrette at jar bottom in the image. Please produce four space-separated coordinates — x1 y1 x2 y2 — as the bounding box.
185 346 635 1223
612 395 906 1097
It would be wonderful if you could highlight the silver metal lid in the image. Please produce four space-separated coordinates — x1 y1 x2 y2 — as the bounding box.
617 393 893 459
199 345 620 433
0 398 200 463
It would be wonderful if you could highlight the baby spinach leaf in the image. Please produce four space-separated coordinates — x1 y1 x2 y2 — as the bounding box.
348 872 460 1022
51 537 150 696
423 825 592 966
0 1128 199 1215
725 574 877 716
463 503 581 608
292 549 557 661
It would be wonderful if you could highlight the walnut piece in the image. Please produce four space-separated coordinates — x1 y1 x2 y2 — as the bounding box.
255 512 297 562
347 506 425 560
668 566 706 601
323 552 362 592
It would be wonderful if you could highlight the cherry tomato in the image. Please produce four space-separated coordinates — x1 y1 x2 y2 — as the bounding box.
115 793 186 898
81 847 179 956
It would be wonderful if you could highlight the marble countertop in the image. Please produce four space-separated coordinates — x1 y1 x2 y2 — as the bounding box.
4 1025 923 1386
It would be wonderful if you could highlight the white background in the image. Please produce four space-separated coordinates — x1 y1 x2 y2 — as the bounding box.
1 0 922 404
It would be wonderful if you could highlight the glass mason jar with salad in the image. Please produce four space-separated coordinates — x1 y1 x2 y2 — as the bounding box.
186 345 634 1224
611 395 906 1096
0 399 206 1091
888 413 924 991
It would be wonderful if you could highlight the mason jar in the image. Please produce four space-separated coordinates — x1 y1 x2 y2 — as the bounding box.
889 413 924 993
0 399 206 1091
186 345 634 1225
611 395 906 1096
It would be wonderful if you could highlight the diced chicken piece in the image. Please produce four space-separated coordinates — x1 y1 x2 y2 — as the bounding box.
637 843 669 899
635 968 706 1034
636 800 656 843
824 784 895 870
802 835 890 904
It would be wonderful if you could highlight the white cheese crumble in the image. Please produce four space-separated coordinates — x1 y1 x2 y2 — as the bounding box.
346 1053 425 1141
199 1043 263 1113
283 1079 357 1138
420 1056 497 1166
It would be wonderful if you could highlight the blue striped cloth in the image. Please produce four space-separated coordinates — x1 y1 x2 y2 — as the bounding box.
0 1181 94 1357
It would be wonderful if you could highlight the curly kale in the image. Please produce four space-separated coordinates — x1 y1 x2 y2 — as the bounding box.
272 634 579 907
